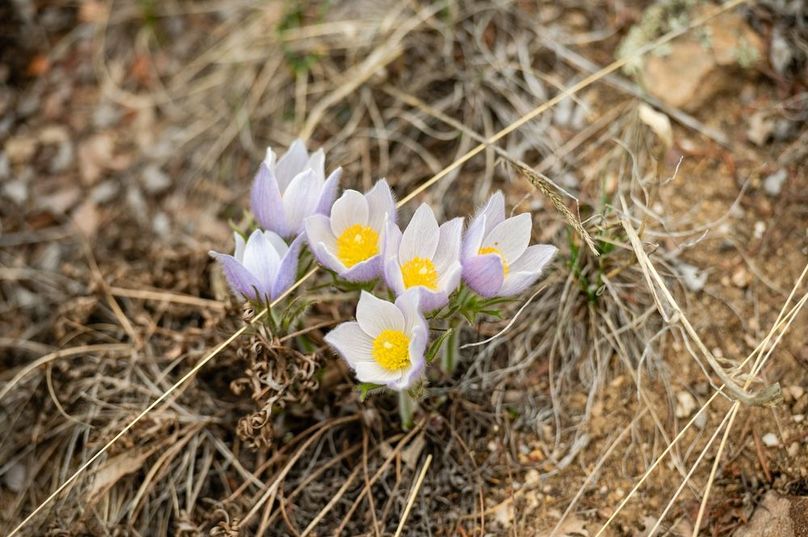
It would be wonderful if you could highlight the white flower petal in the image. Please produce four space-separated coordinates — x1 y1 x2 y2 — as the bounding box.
275 139 309 191
233 232 246 262
479 191 505 236
353 360 401 384
366 179 397 231
510 244 558 274
307 148 325 181
330 190 369 236
399 203 439 262
462 214 487 261
433 217 463 274
356 291 405 337
325 322 374 366
242 230 281 289
264 230 289 258
305 214 338 254
282 169 324 235
499 271 541 296
437 262 462 295
395 289 427 338
482 213 532 264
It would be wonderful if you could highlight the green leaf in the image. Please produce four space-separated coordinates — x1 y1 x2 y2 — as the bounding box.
425 328 454 363
357 382 384 401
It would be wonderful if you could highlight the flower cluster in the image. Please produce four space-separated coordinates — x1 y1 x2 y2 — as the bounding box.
211 140 557 394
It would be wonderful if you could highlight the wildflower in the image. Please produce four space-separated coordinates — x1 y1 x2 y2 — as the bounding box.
462 191 557 297
251 139 341 238
325 290 427 390
209 230 304 303
383 203 463 311
304 179 396 282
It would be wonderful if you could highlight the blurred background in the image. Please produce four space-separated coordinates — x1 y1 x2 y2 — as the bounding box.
1 0 807 535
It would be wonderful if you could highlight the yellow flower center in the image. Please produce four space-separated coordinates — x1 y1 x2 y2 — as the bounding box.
372 329 411 371
479 246 509 275
336 224 379 268
400 257 439 290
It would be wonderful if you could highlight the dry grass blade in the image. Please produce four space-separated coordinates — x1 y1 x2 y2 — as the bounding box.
593 264 808 537
619 201 781 407
0 343 131 402
393 454 432 537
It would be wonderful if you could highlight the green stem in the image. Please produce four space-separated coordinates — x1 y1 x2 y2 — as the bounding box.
441 319 461 376
398 390 416 430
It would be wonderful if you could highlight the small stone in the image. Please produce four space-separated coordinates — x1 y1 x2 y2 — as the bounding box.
91 180 119 203
787 442 800 458
5 135 37 163
753 221 766 240
794 395 808 415
787 386 804 401
3 462 26 492
731 267 751 288
2 179 27 205
141 164 171 194
761 432 779 447
747 112 775 146
675 391 698 418
763 169 788 197
678 263 708 292
694 410 708 430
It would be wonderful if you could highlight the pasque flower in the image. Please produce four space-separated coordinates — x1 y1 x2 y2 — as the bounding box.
325 290 427 390
209 230 304 303
251 139 341 238
304 179 396 282
383 203 463 312
462 191 557 297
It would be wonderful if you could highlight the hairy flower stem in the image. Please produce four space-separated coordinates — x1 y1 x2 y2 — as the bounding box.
398 390 416 430
441 319 461 375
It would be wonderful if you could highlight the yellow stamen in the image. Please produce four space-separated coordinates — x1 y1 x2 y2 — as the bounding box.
479 246 509 275
400 257 438 290
372 329 411 371
336 224 379 268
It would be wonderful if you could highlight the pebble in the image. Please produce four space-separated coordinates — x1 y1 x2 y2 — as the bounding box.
675 391 698 418
763 169 788 196
788 385 804 401
678 263 708 292
731 267 751 288
91 180 119 204
762 432 780 447
787 442 800 458
141 164 171 194
2 179 27 205
3 462 26 493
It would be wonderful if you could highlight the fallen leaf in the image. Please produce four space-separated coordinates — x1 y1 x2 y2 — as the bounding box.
638 103 673 148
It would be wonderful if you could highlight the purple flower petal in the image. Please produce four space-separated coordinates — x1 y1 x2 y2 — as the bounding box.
251 163 289 237
462 214 487 261
316 167 342 216
340 255 382 282
413 286 449 312
271 234 305 299
209 251 265 302
462 254 505 297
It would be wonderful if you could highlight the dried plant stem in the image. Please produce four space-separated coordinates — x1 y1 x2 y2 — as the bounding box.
393 454 432 537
